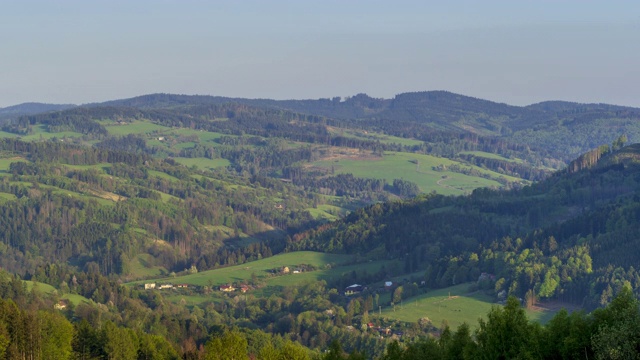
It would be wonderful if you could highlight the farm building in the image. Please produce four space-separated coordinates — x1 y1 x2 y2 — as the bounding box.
345 284 364 296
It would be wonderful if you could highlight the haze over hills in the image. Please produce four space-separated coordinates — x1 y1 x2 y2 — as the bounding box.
5 90 639 164
0 102 77 121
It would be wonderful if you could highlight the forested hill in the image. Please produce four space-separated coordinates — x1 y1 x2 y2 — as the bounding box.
88 91 640 163
0 102 76 121
289 142 640 309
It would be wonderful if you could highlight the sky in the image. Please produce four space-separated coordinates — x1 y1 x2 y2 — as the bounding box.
1 1 639 108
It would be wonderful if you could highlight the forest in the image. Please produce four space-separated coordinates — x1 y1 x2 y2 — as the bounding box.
1 271 638 359
0 93 640 358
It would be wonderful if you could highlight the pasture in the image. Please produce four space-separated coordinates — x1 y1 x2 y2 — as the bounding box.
173 157 230 170
327 128 425 147
379 283 558 330
128 253 167 278
313 151 513 195
104 121 170 136
459 151 524 164
17 124 84 141
128 251 355 288
24 280 90 306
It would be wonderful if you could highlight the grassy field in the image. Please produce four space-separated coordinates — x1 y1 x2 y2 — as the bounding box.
13 124 84 141
171 128 232 143
62 163 112 171
104 121 170 136
306 207 339 221
328 128 425 147
0 192 18 202
128 251 355 288
260 259 398 296
379 283 558 330
173 157 230 170
459 151 524 164
0 156 28 172
25 280 90 305
306 204 351 220
0 131 20 138
148 170 180 182
128 253 167 278
313 151 515 196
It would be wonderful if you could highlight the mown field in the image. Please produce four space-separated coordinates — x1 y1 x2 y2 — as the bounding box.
173 157 230 170
459 151 525 163
327 127 425 147
128 251 354 288
313 151 519 196
379 283 558 330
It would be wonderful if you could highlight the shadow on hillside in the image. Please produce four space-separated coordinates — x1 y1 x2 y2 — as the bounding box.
222 229 287 249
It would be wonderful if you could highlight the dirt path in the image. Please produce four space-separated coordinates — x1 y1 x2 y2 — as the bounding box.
436 176 456 190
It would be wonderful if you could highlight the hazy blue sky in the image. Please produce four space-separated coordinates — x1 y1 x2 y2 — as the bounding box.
1 1 639 107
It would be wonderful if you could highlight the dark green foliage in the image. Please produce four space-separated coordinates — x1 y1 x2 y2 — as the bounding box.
291 144 640 306
472 296 541 359
379 288 640 359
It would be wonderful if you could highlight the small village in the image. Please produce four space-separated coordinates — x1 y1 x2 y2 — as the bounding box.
138 264 443 341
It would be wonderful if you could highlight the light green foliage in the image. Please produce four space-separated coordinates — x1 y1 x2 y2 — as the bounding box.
39 311 74 360
137 333 180 360
204 331 248 360
537 270 559 298
103 321 138 360
259 344 281 360
278 340 311 360
591 286 640 360
472 296 541 359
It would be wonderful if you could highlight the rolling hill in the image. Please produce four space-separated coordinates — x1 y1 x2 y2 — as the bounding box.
1 92 640 358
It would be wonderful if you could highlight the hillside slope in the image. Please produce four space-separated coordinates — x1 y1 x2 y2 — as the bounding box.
289 143 640 308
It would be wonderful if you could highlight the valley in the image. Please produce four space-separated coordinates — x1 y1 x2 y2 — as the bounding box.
0 92 639 358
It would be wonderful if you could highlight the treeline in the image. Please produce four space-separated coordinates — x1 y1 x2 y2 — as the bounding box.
457 153 551 181
0 137 150 166
0 271 392 358
3 269 639 359
379 288 640 360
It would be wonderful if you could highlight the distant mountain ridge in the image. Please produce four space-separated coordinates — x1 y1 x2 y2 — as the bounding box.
88 90 640 134
6 91 640 164
0 102 76 121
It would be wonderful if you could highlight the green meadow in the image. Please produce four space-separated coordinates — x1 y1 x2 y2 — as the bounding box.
104 121 170 136
128 253 167 278
328 128 425 147
127 251 399 304
128 251 354 287
313 151 516 195
379 283 558 330
173 157 230 170
25 280 91 306
459 151 525 163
